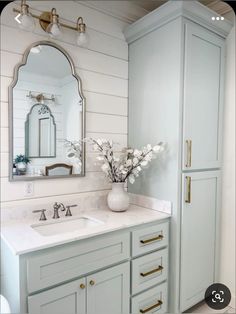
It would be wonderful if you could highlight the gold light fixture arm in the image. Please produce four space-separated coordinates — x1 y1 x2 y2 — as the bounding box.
20 0 30 15
77 17 86 33
13 8 85 32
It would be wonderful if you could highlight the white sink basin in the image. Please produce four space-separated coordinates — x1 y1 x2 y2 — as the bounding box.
32 216 103 236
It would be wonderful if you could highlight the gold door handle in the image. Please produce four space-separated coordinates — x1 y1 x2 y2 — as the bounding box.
140 234 163 245
89 280 95 286
185 176 191 203
185 140 192 168
140 265 163 277
140 300 163 313
80 283 85 289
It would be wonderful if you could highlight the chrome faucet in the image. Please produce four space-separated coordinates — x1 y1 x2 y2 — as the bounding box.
53 202 66 219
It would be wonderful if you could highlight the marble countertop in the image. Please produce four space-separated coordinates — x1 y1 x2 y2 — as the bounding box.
1 205 170 256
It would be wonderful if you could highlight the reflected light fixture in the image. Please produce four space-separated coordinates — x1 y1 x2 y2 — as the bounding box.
30 45 42 54
13 0 88 47
14 0 35 31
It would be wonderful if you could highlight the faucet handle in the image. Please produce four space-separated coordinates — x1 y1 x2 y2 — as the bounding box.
32 209 47 221
65 204 77 217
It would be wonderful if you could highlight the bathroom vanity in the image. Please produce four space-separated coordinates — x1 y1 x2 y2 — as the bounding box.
1 204 170 314
1 0 233 313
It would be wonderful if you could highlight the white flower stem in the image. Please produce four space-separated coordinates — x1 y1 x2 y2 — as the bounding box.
123 149 153 181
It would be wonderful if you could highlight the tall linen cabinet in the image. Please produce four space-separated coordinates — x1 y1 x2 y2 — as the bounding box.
124 1 232 313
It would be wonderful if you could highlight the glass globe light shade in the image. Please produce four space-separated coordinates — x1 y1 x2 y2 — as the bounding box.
46 22 62 37
77 32 89 47
14 1 35 31
15 12 35 31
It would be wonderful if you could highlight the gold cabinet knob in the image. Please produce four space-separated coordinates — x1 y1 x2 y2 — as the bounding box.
89 280 95 286
80 283 85 289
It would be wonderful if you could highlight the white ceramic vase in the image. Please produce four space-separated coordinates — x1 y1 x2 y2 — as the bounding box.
107 183 129 212
16 162 27 175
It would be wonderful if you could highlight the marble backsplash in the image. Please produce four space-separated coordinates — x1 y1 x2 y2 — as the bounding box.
1 191 108 222
1 190 171 222
129 193 172 215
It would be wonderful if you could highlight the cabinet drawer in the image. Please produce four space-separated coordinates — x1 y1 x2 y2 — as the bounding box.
132 222 168 257
27 232 130 293
132 248 168 295
131 282 168 314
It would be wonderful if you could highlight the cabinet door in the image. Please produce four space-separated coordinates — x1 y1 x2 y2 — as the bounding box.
28 278 86 314
87 262 130 314
182 22 225 171
180 171 220 311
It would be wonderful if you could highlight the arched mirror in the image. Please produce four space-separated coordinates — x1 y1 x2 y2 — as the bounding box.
9 41 85 180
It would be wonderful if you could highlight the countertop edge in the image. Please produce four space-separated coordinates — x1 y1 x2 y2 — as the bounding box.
1 208 170 256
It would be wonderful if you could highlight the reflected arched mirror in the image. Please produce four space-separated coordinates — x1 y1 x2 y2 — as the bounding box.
25 103 56 158
9 41 85 180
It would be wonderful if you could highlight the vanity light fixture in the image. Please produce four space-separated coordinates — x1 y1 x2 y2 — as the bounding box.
13 0 88 46
14 0 35 31
46 8 62 38
76 17 89 47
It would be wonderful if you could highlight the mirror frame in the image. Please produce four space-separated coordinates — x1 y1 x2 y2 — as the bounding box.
9 41 86 181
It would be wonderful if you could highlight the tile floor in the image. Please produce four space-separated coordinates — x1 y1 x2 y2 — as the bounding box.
186 301 236 313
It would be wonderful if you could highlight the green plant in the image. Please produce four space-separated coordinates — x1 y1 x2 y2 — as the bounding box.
14 154 31 164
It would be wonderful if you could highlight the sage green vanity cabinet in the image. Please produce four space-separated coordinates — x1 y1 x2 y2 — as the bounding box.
87 263 130 314
182 23 225 171
180 171 220 310
28 279 86 314
28 263 130 314
131 248 168 295
26 232 130 294
1 219 169 314
124 1 232 312
131 282 168 314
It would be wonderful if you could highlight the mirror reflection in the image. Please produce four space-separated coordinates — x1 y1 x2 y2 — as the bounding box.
25 100 56 158
11 43 85 180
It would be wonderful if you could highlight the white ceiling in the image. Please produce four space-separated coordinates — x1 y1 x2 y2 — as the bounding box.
77 0 234 24
134 0 233 15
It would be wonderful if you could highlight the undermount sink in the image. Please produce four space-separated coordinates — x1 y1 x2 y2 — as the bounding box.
31 216 103 236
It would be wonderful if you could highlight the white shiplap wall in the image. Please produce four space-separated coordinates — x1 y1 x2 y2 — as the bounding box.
0 1 128 205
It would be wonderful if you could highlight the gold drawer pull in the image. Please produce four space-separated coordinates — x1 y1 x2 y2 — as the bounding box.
140 265 163 277
140 300 163 313
140 234 163 244
185 139 192 168
185 176 191 203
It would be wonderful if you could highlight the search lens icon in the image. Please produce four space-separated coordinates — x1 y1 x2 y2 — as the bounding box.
205 283 231 310
214 293 221 300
